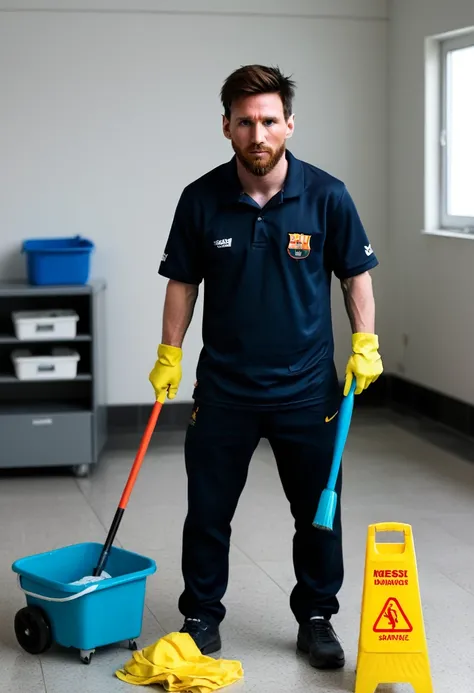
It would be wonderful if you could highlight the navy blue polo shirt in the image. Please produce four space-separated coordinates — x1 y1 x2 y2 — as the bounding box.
158 150 378 410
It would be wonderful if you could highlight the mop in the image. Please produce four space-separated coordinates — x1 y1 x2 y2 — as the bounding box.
313 377 356 531
71 388 168 585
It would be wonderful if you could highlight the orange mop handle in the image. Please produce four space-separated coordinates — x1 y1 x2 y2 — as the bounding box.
119 390 166 510
93 387 168 576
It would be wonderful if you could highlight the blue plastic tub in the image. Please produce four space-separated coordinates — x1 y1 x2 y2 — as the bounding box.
12 542 156 662
22 236 94 286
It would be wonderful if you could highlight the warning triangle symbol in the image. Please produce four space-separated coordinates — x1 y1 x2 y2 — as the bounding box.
373 597 413 633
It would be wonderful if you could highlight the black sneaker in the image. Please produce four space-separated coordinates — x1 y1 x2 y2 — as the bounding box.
297 617 345 669
180 618 221 655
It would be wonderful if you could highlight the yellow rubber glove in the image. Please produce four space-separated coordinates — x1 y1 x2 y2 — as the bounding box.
149 344 182 401
344 332 383 396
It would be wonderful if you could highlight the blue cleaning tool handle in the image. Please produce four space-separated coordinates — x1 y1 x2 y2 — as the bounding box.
326 378 356 491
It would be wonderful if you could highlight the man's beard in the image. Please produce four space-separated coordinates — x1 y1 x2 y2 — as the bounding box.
232 141 286 177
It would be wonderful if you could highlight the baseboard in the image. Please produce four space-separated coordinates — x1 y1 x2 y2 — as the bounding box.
107 401 193 433
386 374 474 439
106 374 474 443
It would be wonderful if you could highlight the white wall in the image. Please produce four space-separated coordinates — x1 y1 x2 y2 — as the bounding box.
387 0 474 405
0 1 388 404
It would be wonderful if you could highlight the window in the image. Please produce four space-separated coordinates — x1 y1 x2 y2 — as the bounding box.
440 33 474 232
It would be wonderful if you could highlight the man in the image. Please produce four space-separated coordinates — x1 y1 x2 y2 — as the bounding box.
149 65 383 670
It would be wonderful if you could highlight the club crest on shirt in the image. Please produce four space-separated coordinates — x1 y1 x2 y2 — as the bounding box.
287 233 311 260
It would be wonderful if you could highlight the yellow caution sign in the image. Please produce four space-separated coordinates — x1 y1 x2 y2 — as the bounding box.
355 523 433 693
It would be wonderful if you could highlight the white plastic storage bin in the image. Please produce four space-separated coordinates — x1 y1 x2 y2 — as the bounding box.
11 348 81 381
12 310 79 341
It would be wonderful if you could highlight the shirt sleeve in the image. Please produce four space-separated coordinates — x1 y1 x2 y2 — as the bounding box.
325 185 379 279
158 188 204 285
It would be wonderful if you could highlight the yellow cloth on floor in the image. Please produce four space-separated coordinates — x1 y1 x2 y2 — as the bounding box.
115 632 244 693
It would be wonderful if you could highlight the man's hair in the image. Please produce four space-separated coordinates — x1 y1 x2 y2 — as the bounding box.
220 64 296 120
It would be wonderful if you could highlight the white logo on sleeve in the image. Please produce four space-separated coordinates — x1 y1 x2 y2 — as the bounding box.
214 238 232 248
364 244 374 256
161 253 168 262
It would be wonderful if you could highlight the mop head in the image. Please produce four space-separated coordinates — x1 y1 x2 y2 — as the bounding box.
312 488 338 531
70 571 111 585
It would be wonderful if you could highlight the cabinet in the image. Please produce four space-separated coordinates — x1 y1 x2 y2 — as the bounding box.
0 280 107 476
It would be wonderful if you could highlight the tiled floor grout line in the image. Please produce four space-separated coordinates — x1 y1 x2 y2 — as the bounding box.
74 479 125 549
143 603 167 638
435 567 474 600
38 657 47 693
229 541 291 598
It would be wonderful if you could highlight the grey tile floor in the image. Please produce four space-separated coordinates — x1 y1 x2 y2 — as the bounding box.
1 409 474 692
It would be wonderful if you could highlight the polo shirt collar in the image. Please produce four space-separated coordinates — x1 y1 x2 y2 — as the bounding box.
282 150 305 199
220 149 305 204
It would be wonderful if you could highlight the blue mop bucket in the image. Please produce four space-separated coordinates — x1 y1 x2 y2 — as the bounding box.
12 542 156 663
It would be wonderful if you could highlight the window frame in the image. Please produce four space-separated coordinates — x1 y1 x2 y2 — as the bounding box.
439 32 474 233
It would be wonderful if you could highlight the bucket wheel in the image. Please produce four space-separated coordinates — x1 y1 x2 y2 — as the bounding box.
80 649 95 664
14 605 52 655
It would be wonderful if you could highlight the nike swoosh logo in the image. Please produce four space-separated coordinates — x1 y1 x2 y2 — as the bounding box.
325 411 338 423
